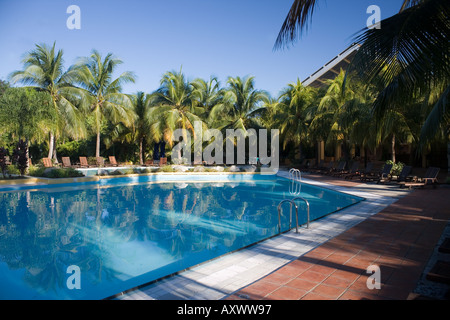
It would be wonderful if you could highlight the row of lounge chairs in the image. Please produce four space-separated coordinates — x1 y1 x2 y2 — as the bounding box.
305 160 441 189
43 156 168 169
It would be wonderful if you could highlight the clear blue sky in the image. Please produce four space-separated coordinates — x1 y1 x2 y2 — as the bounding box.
0 0 400 97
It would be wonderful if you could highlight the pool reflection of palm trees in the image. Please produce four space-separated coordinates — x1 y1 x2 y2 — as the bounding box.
0 181 281 299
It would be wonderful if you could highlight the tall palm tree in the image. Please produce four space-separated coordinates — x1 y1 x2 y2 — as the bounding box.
74 50 136 158
316 70 357 159
132 92 152 165
273 79 317 156
9 42 86 160
209 76 270 133
148 69 205 151
191 76 223 122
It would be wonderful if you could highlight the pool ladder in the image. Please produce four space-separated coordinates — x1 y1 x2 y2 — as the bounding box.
277 169 310 234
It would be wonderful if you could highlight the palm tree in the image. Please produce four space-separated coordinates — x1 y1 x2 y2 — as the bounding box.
73 50 136 158
9 42 86 161
275 0 449 153
148 69 205 157
273 79 317 158
349 0 449 149
316 70 358 160
131 92 152 165
209 76 270 133
191 76 223 123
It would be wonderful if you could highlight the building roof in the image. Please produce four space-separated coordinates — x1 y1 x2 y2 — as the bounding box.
302 43 361 89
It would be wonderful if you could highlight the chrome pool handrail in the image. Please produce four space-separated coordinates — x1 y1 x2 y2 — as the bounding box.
289 168 302 196
291 197 310 229
277 199 299 234
289 168 301 181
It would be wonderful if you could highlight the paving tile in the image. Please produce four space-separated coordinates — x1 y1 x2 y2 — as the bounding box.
298 270 329 284
266 286 307 300
312 284 346 299
287 277 318 291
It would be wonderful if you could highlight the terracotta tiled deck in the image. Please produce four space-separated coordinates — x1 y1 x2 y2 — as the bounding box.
227 174 450 300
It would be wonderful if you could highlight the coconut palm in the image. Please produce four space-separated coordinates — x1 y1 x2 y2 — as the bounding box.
191 76 223 122
349 0 449 149
315 70 358 159
131 92 152 165
275 0 449 149
273 79 317 155
275 0 449 170
148 69 205 154
8 42 86 160
73 50 136 158
209 76 270 133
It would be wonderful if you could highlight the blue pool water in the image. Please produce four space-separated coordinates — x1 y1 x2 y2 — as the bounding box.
0 175 363 300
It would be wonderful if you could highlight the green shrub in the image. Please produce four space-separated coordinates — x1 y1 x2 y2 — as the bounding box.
6 164 20 175
158 166 175 172
29 167 85 178
386 160 404 176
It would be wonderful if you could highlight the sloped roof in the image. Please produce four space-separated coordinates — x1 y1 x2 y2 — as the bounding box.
302 43 361 89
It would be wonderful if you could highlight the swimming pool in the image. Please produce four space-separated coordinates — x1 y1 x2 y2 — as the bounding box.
0 174 363 300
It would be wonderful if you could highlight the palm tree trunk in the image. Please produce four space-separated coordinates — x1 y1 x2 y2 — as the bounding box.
53 137 58 163
391 134 396 163
25 138 30 174
96 129 101 158
48 132 54 160
139 137 144 165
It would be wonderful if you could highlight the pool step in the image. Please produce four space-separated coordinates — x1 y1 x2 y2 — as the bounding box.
426 261 450 285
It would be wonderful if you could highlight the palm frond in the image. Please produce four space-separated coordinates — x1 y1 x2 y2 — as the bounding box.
274 0 319 50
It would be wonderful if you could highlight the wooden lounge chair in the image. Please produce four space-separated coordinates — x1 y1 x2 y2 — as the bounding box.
317 161 334 175
43 158 53 168
400 167 440 189
353 162 374 180
361 163 393 182
336 162 359 178
307 160 324 173
391 165 413 184
79 157 91 168
159 157 167 166
326 161 346 176
96 157 105 167
109 156 119 167
62 157 77 168
144 159 154 166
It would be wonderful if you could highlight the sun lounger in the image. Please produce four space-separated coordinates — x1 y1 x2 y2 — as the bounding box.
43 158 53 168
326 161 346 176
393 165 413 183
317 161 334 175
79 157 91 168
375 164 395 183
109 156 119 167
345 162 373 180
400 167 440 189
307 160 325 173
335 162 359 178
361 163 393 182
62 157 78 168
144 159 154 166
